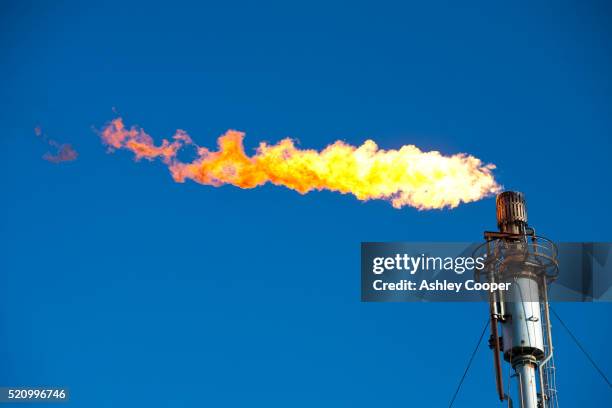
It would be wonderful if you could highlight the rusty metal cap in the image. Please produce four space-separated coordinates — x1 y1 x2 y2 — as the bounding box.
496 191 527 231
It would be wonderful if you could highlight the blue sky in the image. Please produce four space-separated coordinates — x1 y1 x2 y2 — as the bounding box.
1 1 611 406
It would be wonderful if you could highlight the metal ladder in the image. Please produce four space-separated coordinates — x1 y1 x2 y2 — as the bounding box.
540 302 559 408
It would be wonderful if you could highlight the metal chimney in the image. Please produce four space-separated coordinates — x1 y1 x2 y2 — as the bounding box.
475 191 559 408
496 191 528 234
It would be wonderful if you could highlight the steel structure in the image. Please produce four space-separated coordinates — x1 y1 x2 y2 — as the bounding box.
475 191 559 408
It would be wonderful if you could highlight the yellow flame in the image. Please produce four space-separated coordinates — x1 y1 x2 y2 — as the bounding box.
100 118 500 209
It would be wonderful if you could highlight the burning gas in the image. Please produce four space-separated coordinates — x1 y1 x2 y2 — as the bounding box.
100 118 500 209
35 126 78 163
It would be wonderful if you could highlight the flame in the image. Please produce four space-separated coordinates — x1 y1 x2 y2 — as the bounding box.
42 143 78 163
100 118 500 209
35 126 78 163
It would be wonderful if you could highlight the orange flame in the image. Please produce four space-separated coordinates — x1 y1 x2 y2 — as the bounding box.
35 126 78 163
100 118 500 209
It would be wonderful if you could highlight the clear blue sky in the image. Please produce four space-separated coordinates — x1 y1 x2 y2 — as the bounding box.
1 1 611 406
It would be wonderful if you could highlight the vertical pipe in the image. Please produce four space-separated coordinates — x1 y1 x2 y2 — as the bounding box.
538 359 547 408
490 313 505 401
515 361 538 408
541 277 554 366
488 258 505 402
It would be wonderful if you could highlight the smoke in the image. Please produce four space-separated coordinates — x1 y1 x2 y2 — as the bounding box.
99 118 500 209
35 126 78 163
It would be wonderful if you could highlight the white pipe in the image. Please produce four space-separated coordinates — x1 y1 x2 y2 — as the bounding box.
516 361 539 408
